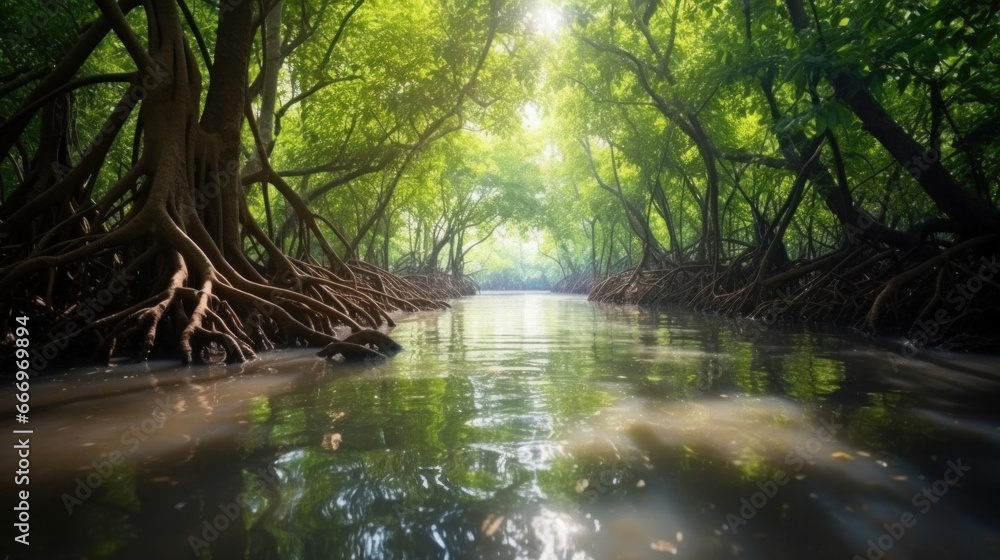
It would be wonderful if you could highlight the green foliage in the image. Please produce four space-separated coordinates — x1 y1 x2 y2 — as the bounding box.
3 0 999 287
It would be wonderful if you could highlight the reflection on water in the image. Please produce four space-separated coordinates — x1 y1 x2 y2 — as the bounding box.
4 292 1000 559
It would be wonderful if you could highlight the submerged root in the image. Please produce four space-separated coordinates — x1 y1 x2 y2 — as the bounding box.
585 237 1000 351
399 270 479 299
0 197 446 367
552 272 601 294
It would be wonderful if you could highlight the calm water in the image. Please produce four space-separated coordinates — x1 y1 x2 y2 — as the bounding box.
4 292 1000 560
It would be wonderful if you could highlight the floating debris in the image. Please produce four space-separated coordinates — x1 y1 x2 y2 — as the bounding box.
481 514 504 537
651 539 678 554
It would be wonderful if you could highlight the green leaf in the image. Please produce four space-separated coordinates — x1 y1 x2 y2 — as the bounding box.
897 73 910 93
814 109 828 134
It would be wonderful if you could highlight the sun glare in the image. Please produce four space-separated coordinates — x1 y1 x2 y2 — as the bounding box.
522 102 543 129
526 4 565 38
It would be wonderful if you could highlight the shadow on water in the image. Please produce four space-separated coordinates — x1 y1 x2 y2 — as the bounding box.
3 292 1000 559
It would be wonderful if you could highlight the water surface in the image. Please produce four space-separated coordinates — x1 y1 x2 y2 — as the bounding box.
5 292 1000 559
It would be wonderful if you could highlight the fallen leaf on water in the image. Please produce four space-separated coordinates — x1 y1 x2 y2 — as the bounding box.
891 475 908 482
575 479 589 493
481 514 504 537
651 540 678 554
831 451 854 460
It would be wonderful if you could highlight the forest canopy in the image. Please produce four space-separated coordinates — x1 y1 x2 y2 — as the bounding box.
2 0 999 365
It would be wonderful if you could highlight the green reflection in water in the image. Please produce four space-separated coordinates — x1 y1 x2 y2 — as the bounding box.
226 295 999 559
12 293 1000 560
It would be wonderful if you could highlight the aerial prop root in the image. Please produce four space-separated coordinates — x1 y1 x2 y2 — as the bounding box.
586 235 999 348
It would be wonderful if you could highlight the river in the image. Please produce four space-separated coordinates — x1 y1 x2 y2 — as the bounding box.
4 292 1000 559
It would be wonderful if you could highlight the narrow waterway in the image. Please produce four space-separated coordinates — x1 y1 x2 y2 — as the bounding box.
5 292 1000 560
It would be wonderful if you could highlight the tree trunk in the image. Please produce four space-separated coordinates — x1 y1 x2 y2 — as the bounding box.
784 0 1000 235
0 0 446 367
